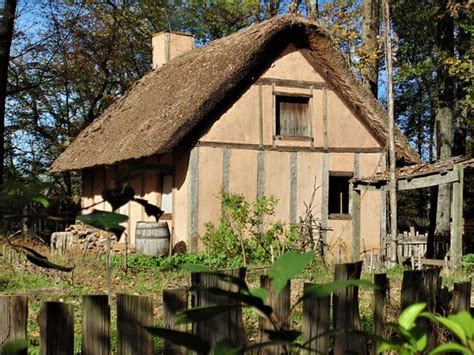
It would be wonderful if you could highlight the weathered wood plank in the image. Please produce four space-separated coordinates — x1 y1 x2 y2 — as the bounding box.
333 261 366 354
259 275 291 355
321 152 329 244
373 274 388 355
82 295 110 355
0 295 28 354
39 302 74 355
450 164 464 267
302 282 329 354
163 289 188 355
451 282 471 313
117 294 154 355
351 187 361 261
397 169 459 191
192 268 246 351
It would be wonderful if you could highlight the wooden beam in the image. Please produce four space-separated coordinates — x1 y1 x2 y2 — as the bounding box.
322 86 328 151
256 77 326 90
258 83 264 148
187 146 199 251
273 90 312 98
198 141 383 154
290 152 298 224
321 153 329 244
397 169 459 191
450 164 464 267
351 186 361 261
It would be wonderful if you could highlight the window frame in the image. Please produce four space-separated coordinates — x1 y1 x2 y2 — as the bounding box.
274 92 313 140
328 171 353 220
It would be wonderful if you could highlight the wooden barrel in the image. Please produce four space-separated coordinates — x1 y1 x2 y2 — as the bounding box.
135 221 170 256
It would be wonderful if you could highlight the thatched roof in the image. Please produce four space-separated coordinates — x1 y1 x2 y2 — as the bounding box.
51 15 419 172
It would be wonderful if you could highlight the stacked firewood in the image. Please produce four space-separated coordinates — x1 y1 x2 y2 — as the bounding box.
51 222 130 254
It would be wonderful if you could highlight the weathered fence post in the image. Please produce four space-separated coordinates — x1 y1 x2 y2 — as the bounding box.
82 295 110 355
191 268 246 351
372 273 388 355
302 282 330 354
0 295 28 354
401 268 441 348
259 275 291 355
333 261 366 355
163 288 188 354
39 301 74 355
451 282 471 313
117 294 154 355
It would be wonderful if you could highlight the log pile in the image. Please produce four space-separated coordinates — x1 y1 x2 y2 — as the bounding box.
51 222 134 254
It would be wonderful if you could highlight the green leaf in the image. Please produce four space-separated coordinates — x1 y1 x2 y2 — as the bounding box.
102 185 135 211
433 315 468 345
145 327 210 354
132 198 164 221
25 253 75 272
213 341 241 355
300 279 373 301
413 328 428 351
175 305 241 325
179 264 212 273
377 341 397 353
248 288 268 304
77 210 128 237
448 311 474 339
269 251 313 295
32 196 49 208
1 339 28 355
429 343 472 355
399 303 426 330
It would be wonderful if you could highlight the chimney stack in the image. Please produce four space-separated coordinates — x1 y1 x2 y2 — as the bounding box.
152 31 195 69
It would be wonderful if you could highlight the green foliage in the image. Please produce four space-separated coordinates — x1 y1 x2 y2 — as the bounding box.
462 254 474 273
203 192 298 267
379 304 474 355
377 303 429 354
77 209 127 238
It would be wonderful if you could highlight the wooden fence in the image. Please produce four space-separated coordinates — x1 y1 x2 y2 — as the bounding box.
0 263 472 354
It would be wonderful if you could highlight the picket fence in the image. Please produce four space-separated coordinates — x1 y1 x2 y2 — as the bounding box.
0 262 471 355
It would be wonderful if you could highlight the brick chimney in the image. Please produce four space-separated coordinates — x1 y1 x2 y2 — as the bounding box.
152 31 195 69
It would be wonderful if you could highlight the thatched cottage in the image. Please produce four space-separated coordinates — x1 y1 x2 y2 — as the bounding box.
51 15 418 258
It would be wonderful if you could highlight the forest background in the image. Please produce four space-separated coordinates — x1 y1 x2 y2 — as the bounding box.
0 0 472 233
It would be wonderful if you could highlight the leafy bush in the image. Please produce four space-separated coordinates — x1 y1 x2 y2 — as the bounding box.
202 192 298 267
462 253 474 273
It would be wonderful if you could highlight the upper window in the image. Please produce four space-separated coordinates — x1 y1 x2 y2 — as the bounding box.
329 173 352 216
276 95 311 138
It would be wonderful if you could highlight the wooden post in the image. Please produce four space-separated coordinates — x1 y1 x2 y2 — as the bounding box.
163 289 189 354
451 282 471 313
117 294 154 355
191 268 246 350
401 268 441 347
0 295 28 354
373 274 388 355
302 282 329 354
450 164 464 267
39 302 74 355
333 261 366 354
383 0 398 267
259 275 291 355
82 295 110 355
351 186 361 261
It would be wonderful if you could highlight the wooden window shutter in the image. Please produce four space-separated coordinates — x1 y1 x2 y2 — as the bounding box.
276 96 310 137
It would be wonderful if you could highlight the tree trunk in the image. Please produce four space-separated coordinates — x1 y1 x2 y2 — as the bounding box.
361 0 381 98
304 0 319 19
434 0 454 238
0 0 17 189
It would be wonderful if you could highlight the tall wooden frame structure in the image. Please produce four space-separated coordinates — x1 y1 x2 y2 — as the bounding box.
351 157 473 266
